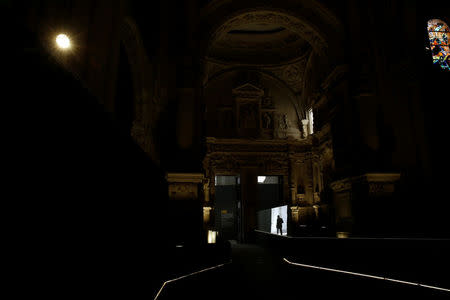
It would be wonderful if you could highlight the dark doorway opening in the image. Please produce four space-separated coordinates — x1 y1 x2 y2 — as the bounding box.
256 176 283 211
214 175 241 242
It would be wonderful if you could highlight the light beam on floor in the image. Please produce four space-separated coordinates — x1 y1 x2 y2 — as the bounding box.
283 258 450 292
154 260 232 300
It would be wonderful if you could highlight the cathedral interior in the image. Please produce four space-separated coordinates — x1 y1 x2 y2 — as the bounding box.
7 0 450 298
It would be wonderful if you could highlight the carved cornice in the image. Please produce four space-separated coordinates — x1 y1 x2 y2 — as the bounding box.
203 137 317 175
205 152 290 174
166 173 204 183
168 183 199 200
329 178 352 192
364 173 401 183
330 173 401 193
205 137 312 153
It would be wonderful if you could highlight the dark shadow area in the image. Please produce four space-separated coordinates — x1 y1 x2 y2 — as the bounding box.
256 231 450 290
156 240 449 299
7 21 230 298
5 1 450 299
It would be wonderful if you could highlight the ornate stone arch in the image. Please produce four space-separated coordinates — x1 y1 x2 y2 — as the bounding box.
198 2 345 117
119 17 158 162
208 9 328 56
199 0 345 58
119 17 147 123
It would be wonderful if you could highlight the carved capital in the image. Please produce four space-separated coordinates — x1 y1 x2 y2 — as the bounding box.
330 178 352 192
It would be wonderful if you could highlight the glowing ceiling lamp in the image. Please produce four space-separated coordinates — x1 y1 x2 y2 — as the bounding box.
257 176 266 183
56 33 71 49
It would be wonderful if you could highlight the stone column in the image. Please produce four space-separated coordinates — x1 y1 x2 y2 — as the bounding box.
290 206 300 223
330 173 400 237
313 192 321 204
240 168 258 243
208 173 216 231
302 119 310 138
203 178 210 204
287 157 297 236
288 157 297 205
209 173 216 206
166 173 205 243
203 207 212 224
330 178 353 237
202 178 212 228
304 158 314 204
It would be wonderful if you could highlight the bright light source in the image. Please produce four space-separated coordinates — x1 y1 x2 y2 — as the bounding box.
207 230 218 244
257 176 266 183
337 231 349 239
56 34 71 49
308 108 314 134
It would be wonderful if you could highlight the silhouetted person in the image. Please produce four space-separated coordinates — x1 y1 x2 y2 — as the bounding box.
276 215 284 235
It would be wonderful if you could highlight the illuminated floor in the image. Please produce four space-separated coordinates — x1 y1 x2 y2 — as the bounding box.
154 243 448 299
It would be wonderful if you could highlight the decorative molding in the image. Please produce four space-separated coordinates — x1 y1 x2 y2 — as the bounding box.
205 137 312 153
330 173 401 193
232 82 265 97
203 138 316 178
330 178 352 192
166 173 204 183
168 183 199 200
364 173 401 183
166 173 204 200
269 58 307 92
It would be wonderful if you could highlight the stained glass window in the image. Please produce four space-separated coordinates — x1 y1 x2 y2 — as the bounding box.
427 19 450 71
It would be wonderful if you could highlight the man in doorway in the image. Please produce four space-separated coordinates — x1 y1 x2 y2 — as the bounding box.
276 215 284 235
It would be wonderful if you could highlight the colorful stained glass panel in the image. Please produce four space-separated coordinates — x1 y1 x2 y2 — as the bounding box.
427 19 450 71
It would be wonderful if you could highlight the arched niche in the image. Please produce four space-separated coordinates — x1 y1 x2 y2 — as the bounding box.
203 69 302 139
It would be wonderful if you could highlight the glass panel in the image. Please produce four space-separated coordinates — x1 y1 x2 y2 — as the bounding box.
257 176 279 184
216 175 239 186
428 19 450 71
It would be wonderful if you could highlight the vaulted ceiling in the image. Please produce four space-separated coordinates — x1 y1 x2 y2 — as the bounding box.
208 21 311 65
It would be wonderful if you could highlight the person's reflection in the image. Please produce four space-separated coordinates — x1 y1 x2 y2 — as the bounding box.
276 215 284 235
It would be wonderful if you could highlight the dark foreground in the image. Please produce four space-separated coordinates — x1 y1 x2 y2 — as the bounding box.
154 237 449 300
